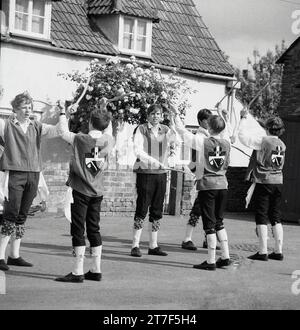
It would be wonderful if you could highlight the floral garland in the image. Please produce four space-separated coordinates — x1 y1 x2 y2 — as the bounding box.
60 56 193 134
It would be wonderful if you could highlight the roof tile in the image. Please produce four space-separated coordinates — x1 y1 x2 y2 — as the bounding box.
49 0 234 76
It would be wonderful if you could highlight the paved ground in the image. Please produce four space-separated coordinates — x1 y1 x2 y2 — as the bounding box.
0 211 300 310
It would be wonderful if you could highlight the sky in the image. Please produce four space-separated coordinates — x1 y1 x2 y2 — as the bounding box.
194 0 300 69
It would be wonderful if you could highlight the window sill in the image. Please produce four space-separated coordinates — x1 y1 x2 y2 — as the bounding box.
10 31 51 43
119 48 152 59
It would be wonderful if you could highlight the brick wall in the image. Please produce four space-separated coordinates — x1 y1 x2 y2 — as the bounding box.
180 167 252 215
43 161 137 216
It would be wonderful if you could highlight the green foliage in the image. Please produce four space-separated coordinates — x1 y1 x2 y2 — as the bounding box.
235 41 286 119
60 56 193 133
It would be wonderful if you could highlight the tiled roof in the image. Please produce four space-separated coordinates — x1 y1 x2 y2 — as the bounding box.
49 0 234 76
151 0 233 75
88 0 159 21
51 0 117 54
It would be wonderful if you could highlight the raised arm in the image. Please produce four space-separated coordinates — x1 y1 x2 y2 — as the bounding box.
58 103 76 145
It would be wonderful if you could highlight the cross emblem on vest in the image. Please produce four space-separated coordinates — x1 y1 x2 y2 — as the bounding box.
85 146 105 176
271 145 284 167
208 145 226 169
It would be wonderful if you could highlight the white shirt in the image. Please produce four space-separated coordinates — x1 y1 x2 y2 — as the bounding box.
0 116 60 141
133 122 177 167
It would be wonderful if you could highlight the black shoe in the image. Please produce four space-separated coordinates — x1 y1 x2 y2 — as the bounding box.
55 272 84 283
181 241 197 251
131 247 142 257
202 240 221 250
193 261 216 271
148 246 168 256
216 257 232 268
0 259 9 271
7 256 33 267
268 252 284 261
84 271 102 281
248 252 268 261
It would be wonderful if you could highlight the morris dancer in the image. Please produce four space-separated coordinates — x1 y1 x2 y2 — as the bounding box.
130 104 176 258
55 104 114 283
0 92 60 271
173 106 232 271
238 109 286 261
181 108 213 251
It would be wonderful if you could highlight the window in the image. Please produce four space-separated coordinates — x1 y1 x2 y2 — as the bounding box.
9 0 52 39
119 16 152 57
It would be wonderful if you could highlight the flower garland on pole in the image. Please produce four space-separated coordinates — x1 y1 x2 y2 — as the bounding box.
60 56 193 134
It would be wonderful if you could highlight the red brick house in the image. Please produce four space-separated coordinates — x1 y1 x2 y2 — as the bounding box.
277 36 300 222
0 0 240 214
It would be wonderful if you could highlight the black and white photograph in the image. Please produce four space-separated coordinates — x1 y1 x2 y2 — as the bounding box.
0 0 300 317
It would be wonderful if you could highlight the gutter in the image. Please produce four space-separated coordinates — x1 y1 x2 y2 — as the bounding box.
1 35 235 82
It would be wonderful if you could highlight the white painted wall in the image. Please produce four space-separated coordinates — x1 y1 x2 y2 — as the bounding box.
0 43 90 112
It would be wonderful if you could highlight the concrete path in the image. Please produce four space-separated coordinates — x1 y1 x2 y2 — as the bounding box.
0 212 300 310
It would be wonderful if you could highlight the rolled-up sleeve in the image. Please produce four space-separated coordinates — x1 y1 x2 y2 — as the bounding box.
58 115 75 145
0 119 5 140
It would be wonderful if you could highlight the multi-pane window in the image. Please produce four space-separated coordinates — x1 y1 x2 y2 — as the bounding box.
9 0 51 39
119 16 152 57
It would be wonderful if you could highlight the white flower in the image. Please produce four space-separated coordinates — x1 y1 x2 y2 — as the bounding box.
126 63 134 70
135 67 144 75
118 109 124 114
144 80 150 88
106 85 111 91
86 94 92 100
160 91 167 99
131 73 137 79
88 86 94 92
135 93 141 100
144 69 151 75
117 87 125 95
129 107 139 114
106 56 120 64
123 96 128 102
130 55 136 62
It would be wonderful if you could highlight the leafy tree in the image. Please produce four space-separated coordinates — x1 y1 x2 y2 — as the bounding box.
235 41 286 119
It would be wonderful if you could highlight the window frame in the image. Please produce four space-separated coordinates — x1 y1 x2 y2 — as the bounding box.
9 0 52 40
118 15 152 58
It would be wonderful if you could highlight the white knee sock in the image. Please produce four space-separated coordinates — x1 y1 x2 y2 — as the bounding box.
217 229 230 260
90 246 102 273
0 234 11 260
272 223 283 254
184 224 194 242
149 222 158 249
9 237 21 259
257 225 268 254
206 233 217 264
132 228 142 248
72 246 85 276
